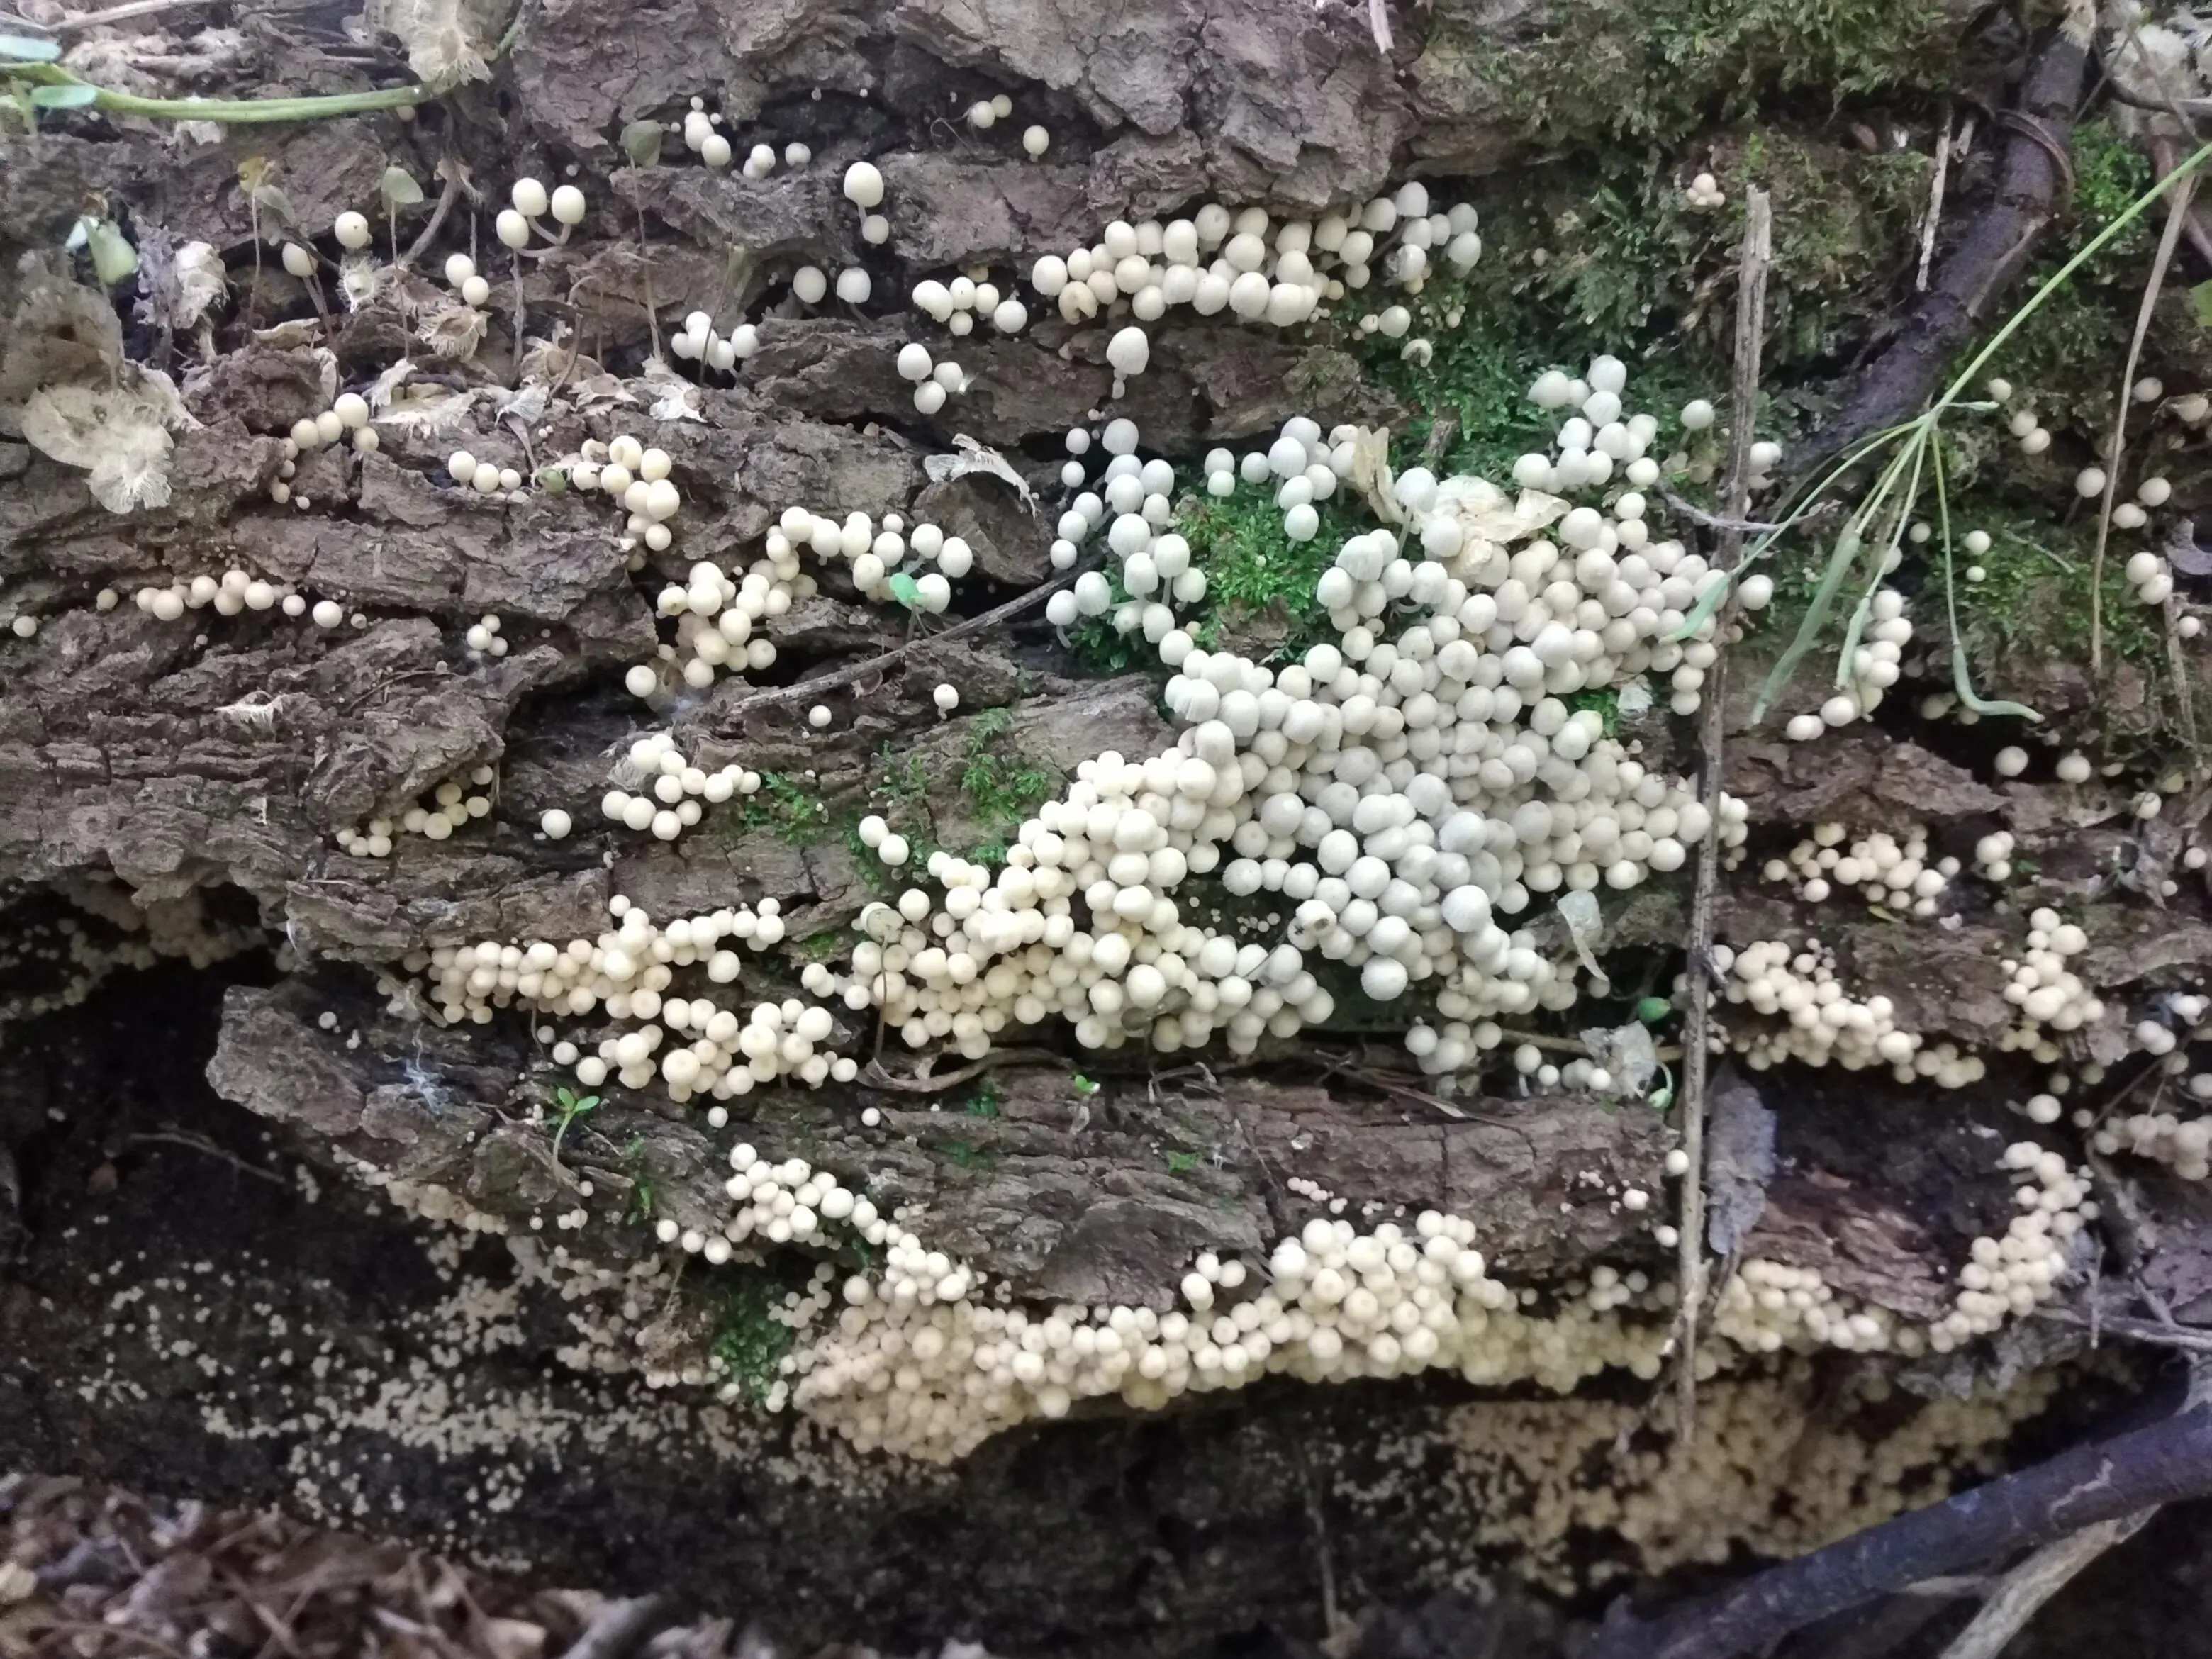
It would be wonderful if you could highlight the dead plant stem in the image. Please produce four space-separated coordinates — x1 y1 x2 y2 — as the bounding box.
1674 186 1771 1444
2091 168 2194 678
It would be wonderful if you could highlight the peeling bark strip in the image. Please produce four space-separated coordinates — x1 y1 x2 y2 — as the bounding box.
1798 21 2091 475
1592 1397 2212 1659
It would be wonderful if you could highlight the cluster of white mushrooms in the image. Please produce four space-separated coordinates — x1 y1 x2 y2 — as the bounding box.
48 139 2212 1482
672 1132 2094 1460
337 764 498 858
598 730 766 844
1711 938 1952 1081
1760 822 1954 914
1989 911 2105 1061
1020 185 1480 340
1781 588 1913 741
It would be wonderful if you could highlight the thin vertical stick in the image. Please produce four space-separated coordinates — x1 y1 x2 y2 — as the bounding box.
1672 187 1771 1443
2091 169 2194 678
1918 104 1954 293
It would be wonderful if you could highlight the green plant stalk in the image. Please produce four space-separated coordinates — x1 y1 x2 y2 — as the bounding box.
1931 135 2212 417
9 60 426 122
1831 437 1924 692
1929 430 2039 719
1745 138 2212 722
1667 420 1919 644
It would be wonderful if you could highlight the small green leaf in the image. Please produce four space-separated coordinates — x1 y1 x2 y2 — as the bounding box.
379 164 424 207
2192 279 2212 330
1635 996 1672 1024
86 219 137 286
620 119 663 167
0 33 63 61
887 571 922 610
535 465 569 493
31 83 98 108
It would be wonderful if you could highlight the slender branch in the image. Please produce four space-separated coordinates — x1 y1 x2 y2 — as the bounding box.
1917 103 1954 294
43 0 228 33
1936 1509 2155 1659
2038 1305 2212 1353
1672 186 1770 1444
695 568 1081 735
1590 1395 2212 1659
2091 169 2194 677
558 1594 671 1659
399 160 464 269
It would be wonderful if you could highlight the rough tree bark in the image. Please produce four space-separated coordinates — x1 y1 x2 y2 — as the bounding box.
4 0 2212 1653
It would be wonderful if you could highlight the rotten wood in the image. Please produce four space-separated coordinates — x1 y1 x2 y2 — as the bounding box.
1794 18 2091 479
1590 1392 2212 1659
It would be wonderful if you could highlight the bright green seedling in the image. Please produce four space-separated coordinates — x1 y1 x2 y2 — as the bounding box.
887 571 923 611
548 1085 601 1157
1071 1073 1099 1097
1635 995 1674 1025
66 215 137 287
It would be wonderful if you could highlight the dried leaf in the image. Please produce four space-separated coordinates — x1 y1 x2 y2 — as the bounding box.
375 385 484 436
1553 890 1604 981
20 382 179 513
416 301 488 360
251 318 322 348
639 362 703 423
0 267 125 418
2164 515 2212 577
168 242 228 330
1580 1022 1658 1097
468 1614 546 1659
366 357 416 408
1345 425 1402 525
923 436 1036 508
366 0 503 91
1704 1075 1776 1257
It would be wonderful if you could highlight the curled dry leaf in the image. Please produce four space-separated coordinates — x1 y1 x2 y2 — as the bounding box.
18 377 191 515
418 300 490 361
366 0 504 90
925 436 1038 510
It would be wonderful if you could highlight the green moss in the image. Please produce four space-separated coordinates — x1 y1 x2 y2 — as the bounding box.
1341 134 1927 490
963 1079 1001 1118
1950 508 2163 674
711 1272 797 1407
1972 122 2156 435
1473 0 1954 150
956 709 1055 852
725 771 835 847
936 1138 1000 1171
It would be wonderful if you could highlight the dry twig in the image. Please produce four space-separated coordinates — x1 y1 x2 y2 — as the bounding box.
1672 186 1771 1443
2091 169 2194 678
1936 1509 2156 1659
701 567 1082 732
1592 1384 2212 1659
1917 104 1954 292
